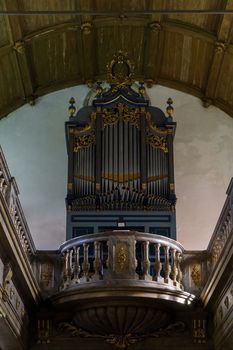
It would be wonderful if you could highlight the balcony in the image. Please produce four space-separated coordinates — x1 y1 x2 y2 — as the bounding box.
47 231 195 339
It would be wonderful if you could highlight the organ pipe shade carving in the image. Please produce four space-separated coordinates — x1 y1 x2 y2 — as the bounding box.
66 52 176 212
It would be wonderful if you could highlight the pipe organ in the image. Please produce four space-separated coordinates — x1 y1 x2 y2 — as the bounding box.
65 52 177 240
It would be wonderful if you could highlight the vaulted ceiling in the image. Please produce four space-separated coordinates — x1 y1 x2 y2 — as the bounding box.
0 0 233 119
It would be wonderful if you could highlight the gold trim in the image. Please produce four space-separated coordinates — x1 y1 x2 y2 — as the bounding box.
67 183 73 190
170 183 175 191
147 174 168 182
146 112 170 135
70 112 97 136
74 174 95 183
101 172 140 182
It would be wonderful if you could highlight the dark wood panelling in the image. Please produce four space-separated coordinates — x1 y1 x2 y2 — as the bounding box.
0 51 23 107
216 49 233 106
0 17 10 47
29 30 81 88
0 0 233 119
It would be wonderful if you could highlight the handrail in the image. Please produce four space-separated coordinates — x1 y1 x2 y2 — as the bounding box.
59 230 184 291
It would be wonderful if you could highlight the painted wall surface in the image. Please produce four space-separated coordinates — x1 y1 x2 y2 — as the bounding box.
0 85 232 250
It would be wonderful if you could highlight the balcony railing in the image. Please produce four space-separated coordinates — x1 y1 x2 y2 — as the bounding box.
208 178 233 267
0 146 35 258
60 231 184 291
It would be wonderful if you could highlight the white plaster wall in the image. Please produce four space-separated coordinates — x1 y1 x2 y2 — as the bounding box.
0 85 232 250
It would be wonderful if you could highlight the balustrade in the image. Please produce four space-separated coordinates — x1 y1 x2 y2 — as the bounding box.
60 231 184 291
208 178 233 267
0 146 35 258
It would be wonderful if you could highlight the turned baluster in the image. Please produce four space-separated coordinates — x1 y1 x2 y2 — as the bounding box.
2 183 8 197
176 251 183 288
153 243 161 281
142 241 151 280
64 250 70 284
69 248 73 276
171 248 178 286
73 246 80 282
0 178 5 192
82 243 90 281
163 245 171 283
93 241 102 279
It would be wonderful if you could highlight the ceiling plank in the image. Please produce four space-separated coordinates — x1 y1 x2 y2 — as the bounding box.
2 0 35 103
203 0 233 105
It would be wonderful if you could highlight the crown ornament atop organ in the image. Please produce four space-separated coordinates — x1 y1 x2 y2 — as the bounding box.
65 52 176 239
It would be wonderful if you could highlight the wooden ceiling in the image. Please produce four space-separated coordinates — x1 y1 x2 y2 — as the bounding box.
0 0 233 119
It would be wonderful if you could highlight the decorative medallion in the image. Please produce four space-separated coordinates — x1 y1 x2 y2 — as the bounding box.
107 51 135 90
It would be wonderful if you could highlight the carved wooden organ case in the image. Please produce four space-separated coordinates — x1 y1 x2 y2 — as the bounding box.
66 53 176 213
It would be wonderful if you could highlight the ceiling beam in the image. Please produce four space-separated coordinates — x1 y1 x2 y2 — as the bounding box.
2 0 35 103
1 10 233 16
203 0 233 106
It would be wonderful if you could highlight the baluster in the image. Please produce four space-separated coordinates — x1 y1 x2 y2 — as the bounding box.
2 183 8 197
93 241 102 280
176 252 183 289
163 245 171 283
64 250 71 287
171 248 178 286
69 248 74 279
153 243 161 281
0 178 5 192
142 241 151 280
81 243 90 282
73 246 80 283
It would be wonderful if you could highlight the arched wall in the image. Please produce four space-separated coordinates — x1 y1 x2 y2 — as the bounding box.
0 85 232 250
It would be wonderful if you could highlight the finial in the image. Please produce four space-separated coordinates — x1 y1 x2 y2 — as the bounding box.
139 81 145 96
166 97 174 117
68 97 76 117
95 82 103 97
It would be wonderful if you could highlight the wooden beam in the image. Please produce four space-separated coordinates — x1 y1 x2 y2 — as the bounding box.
2 0 35 102
203 0 233 104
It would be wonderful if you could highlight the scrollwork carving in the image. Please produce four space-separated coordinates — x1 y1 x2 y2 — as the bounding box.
74 133 96 152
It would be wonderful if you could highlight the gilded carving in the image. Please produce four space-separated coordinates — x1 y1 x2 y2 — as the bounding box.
40 263 53 287
215 41 227 53
74 133 96 152
146 112 172 135
59 321 186 348
37 319 50 344
193 319 206 344
116 243 128 273
80 22 92 35
13 41 25 54
149 21 162 32
147 134 168 152
190 264 201 287
102 103 140 129
107 51 135 90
